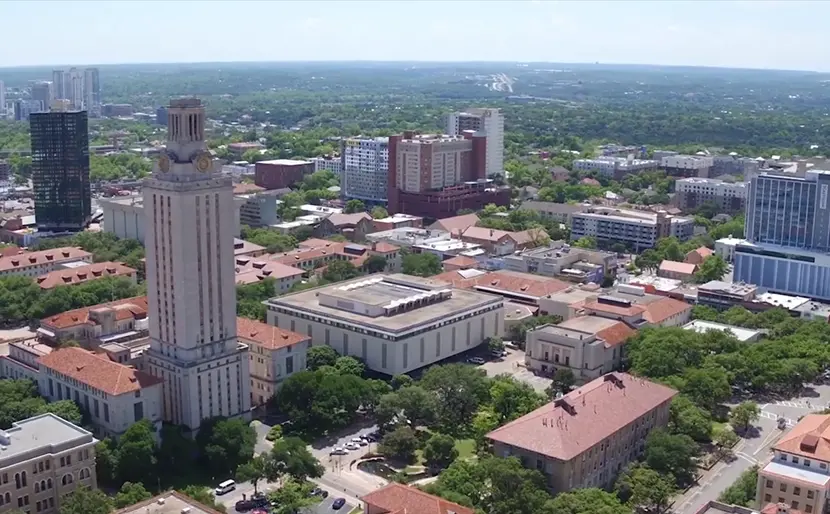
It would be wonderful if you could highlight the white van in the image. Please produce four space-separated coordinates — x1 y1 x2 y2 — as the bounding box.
214 479 236 495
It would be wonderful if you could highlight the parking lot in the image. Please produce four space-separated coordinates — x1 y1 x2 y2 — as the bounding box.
479 348 552 393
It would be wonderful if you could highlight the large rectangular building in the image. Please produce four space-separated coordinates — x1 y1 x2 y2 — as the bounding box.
265 274 504 375
30 109 91 232
572 156 659 179
254 159 314 190
734 170 830 301
674 177 748 212
0 413 98 514
571 207 694 251
342 137 389 204
447 108 504 178
487 373 676 493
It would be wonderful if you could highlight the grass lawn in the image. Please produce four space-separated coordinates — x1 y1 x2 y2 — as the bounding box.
454 438 476 460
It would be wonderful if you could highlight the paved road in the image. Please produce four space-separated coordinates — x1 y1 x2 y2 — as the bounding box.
674 383 830 514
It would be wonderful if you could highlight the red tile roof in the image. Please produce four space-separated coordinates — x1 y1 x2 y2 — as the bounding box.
36 261 136 289
642 297 692 325
510 227 549 246
326 212 372 227
659 260 697 275
233 183 265 195
236 317 309 350
361 483 474 514
685 247 714 263
596 322 637 348
432 269 570 299
0 247 91 272
371 242 399 254
234 256 305 283
430 213 480 235
487 373 677 461
442 255 478 269
773 413 830 461
37 347 163 396
42 296 148 330
461 226 512 243
0 246 24 258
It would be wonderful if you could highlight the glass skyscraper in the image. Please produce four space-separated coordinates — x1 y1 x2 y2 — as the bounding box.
734 169 830 300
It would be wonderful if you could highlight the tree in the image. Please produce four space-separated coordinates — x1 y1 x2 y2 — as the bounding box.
730 401 760 433
266 425 283 442
694 255 728 283
487 337 505 354
116 420 157 485
572 236 597 249
391 374 414 390
544 488 633 514
196 417 257 478
268 436 324 482
420 364 491 436
644 429 699 488
114 482 153 508
718 466 758 506
669 396 713 442
547 368 576 397
402 252 442 277
423 433 458 470
156 424 196 481
344 199 366 214
94 438 118 487
615 465 674 514
322 260 359 282
237 453 269 495
307 346 339 370
40 399 82 425
59 487 113 514
714 426 740 455
371 206 389 219
366 254 388 273
334 356 365 376
681 366 731 413
489 376 545 422
379 426 420 462
267 478 316 514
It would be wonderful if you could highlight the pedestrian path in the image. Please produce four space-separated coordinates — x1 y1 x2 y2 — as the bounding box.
759 410 796 427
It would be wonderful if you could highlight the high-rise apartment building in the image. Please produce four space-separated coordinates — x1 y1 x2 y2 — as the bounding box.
674 177 748 212
342 137 389 204
83 68 100 117
448 108 504 177
734 169 830 300
143 98 251 432
387 131 509 219
30 108 91 232
14 100 44 121
51 68 97 113
0 80 5 116
31 81 53 112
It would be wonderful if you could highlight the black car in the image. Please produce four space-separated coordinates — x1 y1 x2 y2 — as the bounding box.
310 487 329 498
332 498 346 510
236 497 268 512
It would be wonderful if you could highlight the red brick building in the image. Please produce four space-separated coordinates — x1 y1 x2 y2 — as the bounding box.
254 159 314 190
387 130 508 219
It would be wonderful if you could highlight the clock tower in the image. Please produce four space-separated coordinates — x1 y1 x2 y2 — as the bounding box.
143 98 251 432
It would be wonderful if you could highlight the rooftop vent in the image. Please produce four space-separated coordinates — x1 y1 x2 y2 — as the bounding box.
801 433 819 453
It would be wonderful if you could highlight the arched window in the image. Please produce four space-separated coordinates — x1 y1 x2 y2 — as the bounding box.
40 479 45 491
61 474 73 486
47 478 52 489
34 482 39 493
21 471 26 487
4 492 10 503
14 473 19 489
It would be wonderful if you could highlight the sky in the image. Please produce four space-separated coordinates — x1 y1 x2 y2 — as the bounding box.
1 0 828 71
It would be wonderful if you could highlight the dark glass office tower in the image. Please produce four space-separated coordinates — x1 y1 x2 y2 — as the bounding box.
30 110 91 232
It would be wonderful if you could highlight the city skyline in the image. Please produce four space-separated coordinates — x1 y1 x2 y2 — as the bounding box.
0 1 828 72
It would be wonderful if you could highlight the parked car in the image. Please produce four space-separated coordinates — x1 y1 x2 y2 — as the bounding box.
466 357 485 365
345 441 360 450
332 498 346 510
504 341 519 350
490 349 507 358
330 447 348 456
235 499 255 512
215 479 236 495
310 487 329 498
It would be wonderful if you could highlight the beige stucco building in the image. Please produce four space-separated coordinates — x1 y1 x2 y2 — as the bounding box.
525 316 636 380
487 373 676 494
757 414 830 514
0 413 97 514
237 317 311 406
265 274 504 376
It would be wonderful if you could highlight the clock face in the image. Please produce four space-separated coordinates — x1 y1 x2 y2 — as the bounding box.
195 153 212 173
158 153 171 173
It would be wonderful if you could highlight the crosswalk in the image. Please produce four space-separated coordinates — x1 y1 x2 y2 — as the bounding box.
759 410 796 427
774 400 815 409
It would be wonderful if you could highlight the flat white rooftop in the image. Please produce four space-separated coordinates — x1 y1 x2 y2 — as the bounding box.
0 413 94 465
682 320 762 342
763 460 830 487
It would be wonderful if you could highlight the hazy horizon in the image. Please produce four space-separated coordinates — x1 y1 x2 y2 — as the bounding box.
1 0 828 72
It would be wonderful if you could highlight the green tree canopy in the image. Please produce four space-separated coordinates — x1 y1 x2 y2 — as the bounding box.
402 252 442 277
